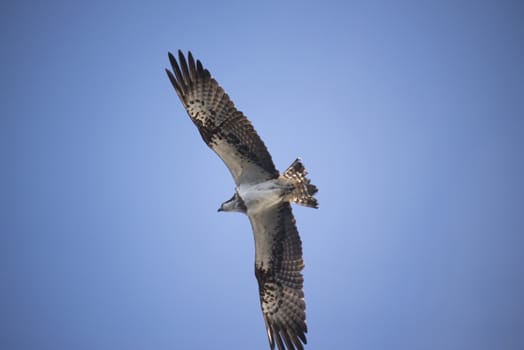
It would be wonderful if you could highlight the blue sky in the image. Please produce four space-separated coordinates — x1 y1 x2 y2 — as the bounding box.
1 0 523 349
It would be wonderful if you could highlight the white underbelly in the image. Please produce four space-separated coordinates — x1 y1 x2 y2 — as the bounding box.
237 180 282 214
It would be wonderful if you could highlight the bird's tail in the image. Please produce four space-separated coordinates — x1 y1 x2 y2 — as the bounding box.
281 158 319 208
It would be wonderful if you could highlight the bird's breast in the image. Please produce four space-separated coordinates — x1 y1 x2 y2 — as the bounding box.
237 180 283 214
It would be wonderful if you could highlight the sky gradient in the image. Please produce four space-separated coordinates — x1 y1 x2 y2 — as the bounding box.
1 1 524 349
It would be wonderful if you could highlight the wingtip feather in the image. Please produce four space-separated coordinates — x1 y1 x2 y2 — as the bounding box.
177 50 191 85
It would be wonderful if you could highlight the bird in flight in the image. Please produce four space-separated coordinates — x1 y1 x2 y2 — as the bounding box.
166 50 318 350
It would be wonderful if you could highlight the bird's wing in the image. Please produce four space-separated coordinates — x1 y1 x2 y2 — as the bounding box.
249 202 307 350
166 50 279 185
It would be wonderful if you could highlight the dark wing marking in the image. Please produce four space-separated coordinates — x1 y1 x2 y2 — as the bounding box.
249 203 307 350
166 50 279 185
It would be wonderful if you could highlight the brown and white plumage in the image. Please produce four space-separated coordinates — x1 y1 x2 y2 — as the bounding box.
166 51 317 350
166 50 278 186
251 202 308 350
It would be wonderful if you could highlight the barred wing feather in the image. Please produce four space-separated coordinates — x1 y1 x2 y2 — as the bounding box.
165 51 279 185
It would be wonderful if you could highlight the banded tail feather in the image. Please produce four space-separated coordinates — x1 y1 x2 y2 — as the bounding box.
281 158 319 209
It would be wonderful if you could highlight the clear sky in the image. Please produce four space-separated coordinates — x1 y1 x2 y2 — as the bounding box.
1 1 523 349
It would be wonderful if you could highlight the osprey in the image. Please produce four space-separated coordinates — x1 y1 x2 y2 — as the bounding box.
166 51 318 350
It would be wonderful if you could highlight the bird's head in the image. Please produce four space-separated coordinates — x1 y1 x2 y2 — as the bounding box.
218 192 247 213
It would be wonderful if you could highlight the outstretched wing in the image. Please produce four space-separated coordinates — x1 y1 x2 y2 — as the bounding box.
249 203 307 350
166 50 279 185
